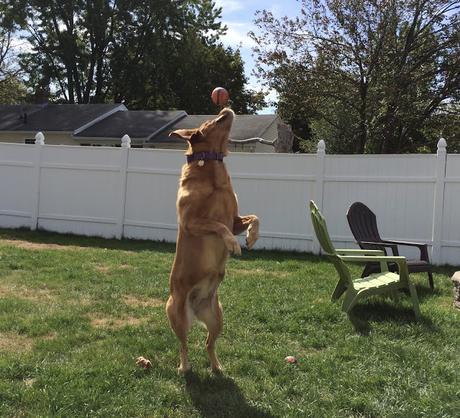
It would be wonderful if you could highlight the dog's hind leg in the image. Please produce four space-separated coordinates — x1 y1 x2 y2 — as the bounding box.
166 294 193 373
195 294 224 373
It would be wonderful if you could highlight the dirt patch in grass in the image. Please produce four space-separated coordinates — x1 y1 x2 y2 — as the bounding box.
123 295 164 308
0 239 84 251
93 263 134 274
89 314 149 330
228 268 290 278
0 332 56 353
0 284 55 302
0 333 34 352
94 264 111 274
119 264 132 270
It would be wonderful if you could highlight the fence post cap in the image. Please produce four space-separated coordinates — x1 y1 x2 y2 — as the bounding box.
34 131 45 145
317 140 326 153
121 134 131 148
437 137 447 149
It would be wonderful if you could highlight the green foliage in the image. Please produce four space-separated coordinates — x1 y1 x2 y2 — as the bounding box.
0 0 28 103
0 229 459 417
15 0 264 113
251 0 460 153
0 75 27 103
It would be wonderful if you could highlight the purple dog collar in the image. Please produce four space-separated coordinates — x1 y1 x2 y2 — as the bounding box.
186 152 224 164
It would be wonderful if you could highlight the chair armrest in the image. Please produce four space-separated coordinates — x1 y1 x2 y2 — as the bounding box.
339 255 408 272
336 248 385 256
339 255 406 263
359 241 399 256
381 240 430 261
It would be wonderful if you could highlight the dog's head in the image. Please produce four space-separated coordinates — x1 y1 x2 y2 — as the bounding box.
169 107 234 155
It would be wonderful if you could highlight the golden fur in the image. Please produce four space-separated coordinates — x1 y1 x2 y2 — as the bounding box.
166 108 259 373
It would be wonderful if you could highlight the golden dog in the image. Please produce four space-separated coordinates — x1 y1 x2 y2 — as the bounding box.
166 108 259 373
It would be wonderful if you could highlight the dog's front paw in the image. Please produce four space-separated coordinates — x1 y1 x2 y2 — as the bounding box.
246 219 259 250
225 235 242 256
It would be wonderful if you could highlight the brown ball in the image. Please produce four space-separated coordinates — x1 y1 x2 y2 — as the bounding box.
211 87 230 106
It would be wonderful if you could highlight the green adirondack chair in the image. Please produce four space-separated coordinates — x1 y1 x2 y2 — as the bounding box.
309 201 421 320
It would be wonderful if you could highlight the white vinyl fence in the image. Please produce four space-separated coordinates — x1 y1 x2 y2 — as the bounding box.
0 133 459 266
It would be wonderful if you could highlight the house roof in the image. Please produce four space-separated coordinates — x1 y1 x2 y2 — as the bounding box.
0 103 125 132
74 110 186 139
148 114 279 144
0 104 280 147
0 104 46 130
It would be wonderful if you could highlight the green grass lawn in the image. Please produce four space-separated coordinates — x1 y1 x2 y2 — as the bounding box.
0 228 459 418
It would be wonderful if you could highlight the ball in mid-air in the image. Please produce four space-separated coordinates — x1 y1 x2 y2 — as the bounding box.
211 87 230 106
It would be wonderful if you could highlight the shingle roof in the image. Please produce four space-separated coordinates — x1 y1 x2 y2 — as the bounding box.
0 103 125 132
0 104 46 130
0 104 280 145
74 110 186 139
149 114 279 144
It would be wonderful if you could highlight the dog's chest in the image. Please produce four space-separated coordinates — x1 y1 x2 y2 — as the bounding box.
179 165 237 224
204 186 236 222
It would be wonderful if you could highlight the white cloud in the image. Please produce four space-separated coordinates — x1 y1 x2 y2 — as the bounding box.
214 0 244 14
221 21 256 49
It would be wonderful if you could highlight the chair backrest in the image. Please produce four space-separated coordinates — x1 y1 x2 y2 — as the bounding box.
309 201 336 255
309 200 352 286
347 202 382 243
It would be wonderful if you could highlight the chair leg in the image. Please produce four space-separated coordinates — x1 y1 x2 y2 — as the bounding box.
407 282 421 321
331 281 347 301
390 290 400 303
342 291 359 314
361 263 376 278
428 270 434 290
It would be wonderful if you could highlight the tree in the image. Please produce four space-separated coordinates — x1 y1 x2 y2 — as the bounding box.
20 0 116 103
0 0 27 103
18 0 265 113
251 0 460 153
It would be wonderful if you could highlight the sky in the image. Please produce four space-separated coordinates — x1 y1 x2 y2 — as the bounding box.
214 1 303 114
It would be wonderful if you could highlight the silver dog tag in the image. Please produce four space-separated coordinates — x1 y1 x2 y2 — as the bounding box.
198 160 205 167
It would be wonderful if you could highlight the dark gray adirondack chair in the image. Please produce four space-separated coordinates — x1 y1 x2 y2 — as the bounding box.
347 202 434 289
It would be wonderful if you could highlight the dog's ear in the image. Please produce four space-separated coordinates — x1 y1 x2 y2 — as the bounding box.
169 129 203 143
169 129 195 140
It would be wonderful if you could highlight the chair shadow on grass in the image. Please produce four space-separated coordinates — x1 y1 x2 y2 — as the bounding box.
184 371 274 418
347 290 438 336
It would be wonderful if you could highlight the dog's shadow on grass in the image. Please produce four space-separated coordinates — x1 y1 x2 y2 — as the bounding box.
184 371 274 418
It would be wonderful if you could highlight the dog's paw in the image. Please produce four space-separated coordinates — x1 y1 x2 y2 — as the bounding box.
246 220 259 250
231 240 242 256
225 235 242 256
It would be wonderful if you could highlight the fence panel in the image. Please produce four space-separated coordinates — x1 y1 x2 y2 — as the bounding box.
442 154 460 264
0 140 458 265
227 153 317 251
123 149 182 242
37 145 123 237
322 154 437 260
0 143 36 228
